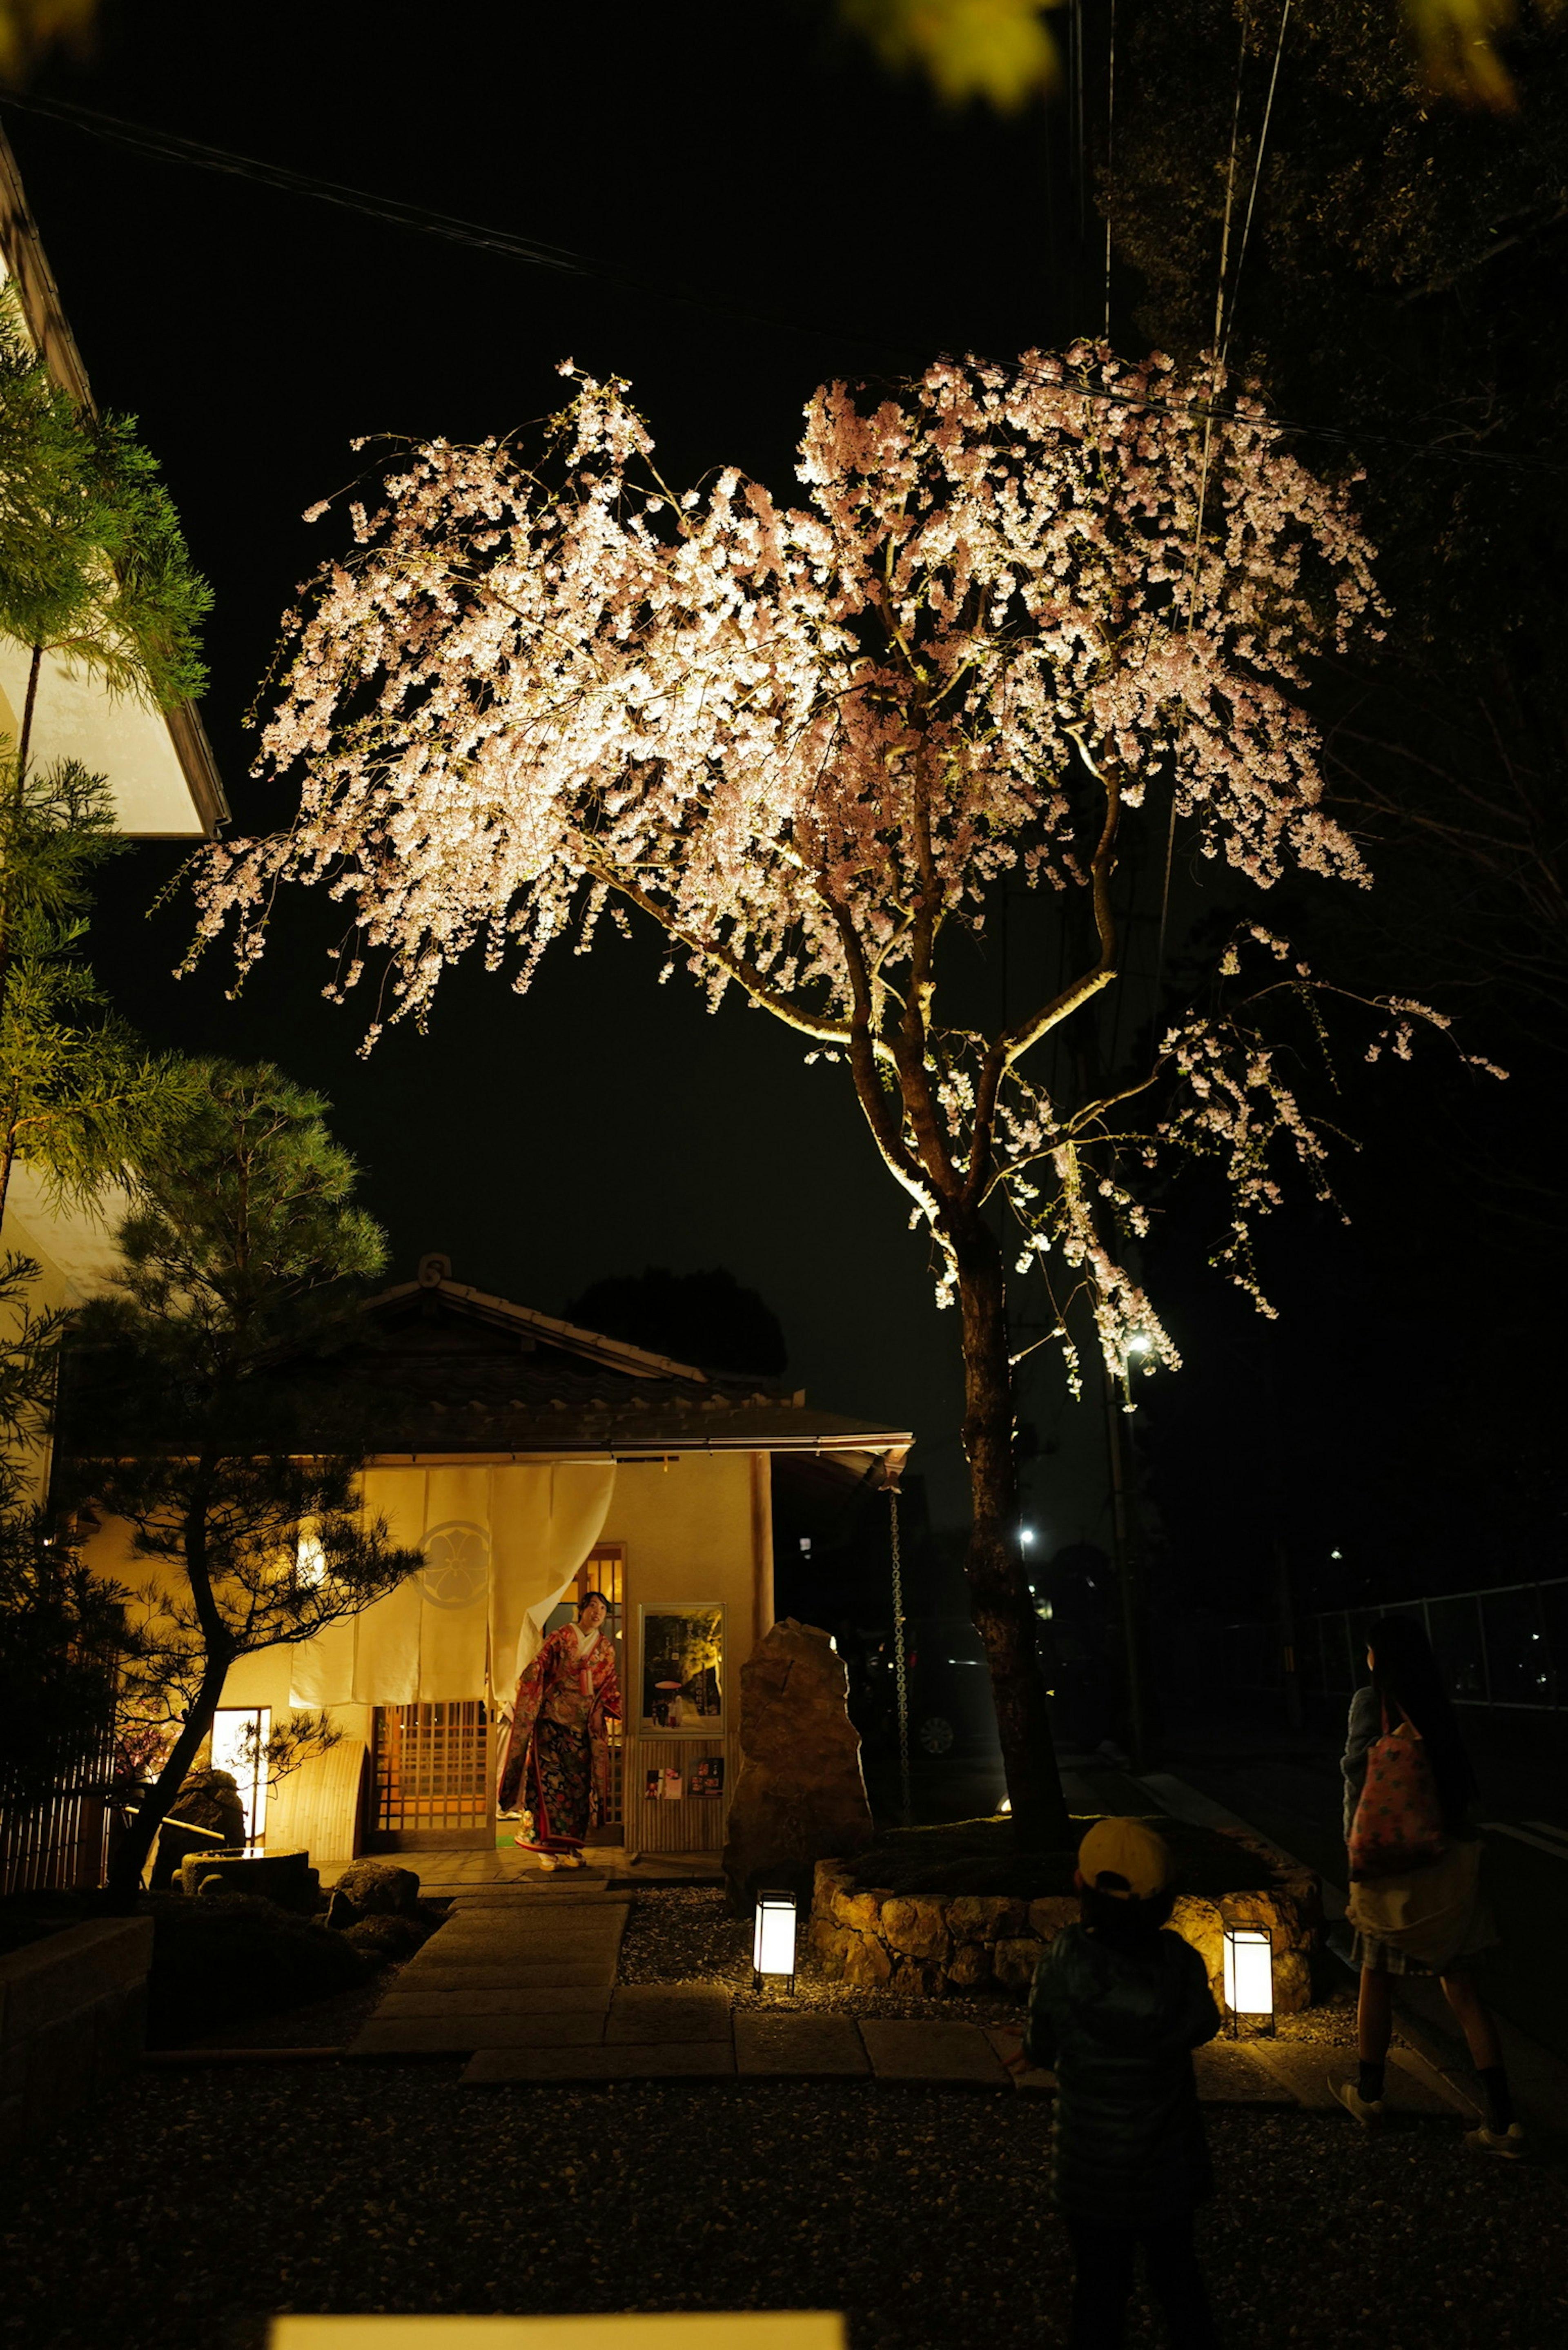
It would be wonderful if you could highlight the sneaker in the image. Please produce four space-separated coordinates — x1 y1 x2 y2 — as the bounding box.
1330 2076 1385 2127
1466 2122 1527 2160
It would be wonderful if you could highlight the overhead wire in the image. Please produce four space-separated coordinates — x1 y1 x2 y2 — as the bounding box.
2 82 1564 479
1154 0 1294 1014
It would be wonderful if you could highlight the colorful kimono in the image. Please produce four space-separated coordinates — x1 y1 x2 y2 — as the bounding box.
497 1624 621 1853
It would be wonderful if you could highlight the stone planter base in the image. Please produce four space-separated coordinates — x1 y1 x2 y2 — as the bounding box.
0 1916 153 2159
176 1848 319 1911
810 1829 1323 2011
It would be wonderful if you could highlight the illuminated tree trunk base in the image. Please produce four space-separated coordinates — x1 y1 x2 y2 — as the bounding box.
953 1213 1071 1850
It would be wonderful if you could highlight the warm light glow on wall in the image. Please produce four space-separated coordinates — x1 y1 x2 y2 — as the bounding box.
212 1706 270 1844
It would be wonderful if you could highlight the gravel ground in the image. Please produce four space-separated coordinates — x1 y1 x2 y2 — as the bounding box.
3 2064 1563 2350
18 1888 1553 2350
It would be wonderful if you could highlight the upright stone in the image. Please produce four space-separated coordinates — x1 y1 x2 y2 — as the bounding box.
722 1617 874 1910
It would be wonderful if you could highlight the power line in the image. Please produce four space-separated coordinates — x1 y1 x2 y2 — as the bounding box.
0 84 922 368
4 83 1567 480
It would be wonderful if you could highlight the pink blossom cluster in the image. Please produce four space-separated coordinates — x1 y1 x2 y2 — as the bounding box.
190 348 1399 1381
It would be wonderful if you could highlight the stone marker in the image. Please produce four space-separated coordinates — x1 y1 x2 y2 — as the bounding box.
722 1618 874 1908
462 2042 735 2084
859 2019 1010 2089
734 2011 869 2078
606 1985 732 2044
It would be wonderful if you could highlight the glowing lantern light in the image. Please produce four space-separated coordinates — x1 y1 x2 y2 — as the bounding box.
753 1888 797 1990
1222 1924 1275 2036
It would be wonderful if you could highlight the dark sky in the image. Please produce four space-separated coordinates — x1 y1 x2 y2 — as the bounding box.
4 0 1107 1535
4 2 1552 1595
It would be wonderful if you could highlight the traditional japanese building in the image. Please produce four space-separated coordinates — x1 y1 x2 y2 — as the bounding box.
0 126 228 1504
81 1256 910 1876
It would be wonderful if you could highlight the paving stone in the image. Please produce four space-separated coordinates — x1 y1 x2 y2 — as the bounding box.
734 2011 869 2077
377 1986 613 2019
348 2011 608 2057
1388 2045 1480 2117
984 2026 1056 2093
430 1933 622 1960
439 1926 625 1948
434 1913 624 1937
398 1958 616 1988
1192 2041 1292 2104
461 2042 736 2084
1247 2039 1342 2112
859 2020 1010 2089
388 1966 602 1993
606 1985 731 2045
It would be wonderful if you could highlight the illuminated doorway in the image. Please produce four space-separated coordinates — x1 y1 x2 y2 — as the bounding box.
370 1700 492 1847
210 1706 270 1846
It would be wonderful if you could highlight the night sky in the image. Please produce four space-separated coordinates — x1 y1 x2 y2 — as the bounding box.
4 2 1562 1626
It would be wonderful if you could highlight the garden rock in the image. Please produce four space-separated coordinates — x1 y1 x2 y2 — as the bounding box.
722 1617 873 1909
327 1861 421 1929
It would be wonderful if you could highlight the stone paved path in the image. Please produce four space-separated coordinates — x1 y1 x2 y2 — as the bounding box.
347 1887 1476 2114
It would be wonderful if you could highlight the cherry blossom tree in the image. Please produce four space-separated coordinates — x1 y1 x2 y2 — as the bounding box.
191 345 1470 1842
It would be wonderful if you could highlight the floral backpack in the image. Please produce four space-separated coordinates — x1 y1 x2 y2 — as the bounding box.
1348 1706 1448 1881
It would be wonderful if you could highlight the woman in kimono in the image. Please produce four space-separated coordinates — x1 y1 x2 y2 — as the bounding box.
497 1590 620 1869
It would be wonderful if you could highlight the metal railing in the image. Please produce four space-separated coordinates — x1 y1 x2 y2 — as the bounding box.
1218 1577 1568 1712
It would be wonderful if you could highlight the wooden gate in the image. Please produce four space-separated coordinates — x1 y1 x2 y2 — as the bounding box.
370 1700 491 1848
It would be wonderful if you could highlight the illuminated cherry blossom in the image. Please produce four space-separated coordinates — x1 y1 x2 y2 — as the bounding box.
191 345 1465 1837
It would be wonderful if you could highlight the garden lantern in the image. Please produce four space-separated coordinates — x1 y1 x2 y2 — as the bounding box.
1222 1924 1275 2036
753 1887 797 1991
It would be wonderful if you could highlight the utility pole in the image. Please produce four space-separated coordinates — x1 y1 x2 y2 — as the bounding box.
1102 1356 1149 1772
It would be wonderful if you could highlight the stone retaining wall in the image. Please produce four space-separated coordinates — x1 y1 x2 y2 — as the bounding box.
810 1830 1322 2011
0 1917 153 2161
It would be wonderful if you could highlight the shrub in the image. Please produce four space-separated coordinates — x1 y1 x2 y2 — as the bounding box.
145 1891 369 2045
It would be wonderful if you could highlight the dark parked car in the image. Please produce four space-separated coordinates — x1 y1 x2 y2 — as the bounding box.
861 1614 1002 1758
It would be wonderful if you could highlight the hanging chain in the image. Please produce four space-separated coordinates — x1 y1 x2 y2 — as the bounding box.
889 1484 912 1830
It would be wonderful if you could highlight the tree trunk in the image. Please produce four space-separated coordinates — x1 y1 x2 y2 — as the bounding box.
106 1648 233 1894
14 645 42 785
951 1210 1071 1849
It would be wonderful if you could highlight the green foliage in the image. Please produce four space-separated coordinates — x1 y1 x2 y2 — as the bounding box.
841 0 1062 107
0 756 203 1223
1106 0 1568 657
0 1504 125 1812
65 1066 422 1887
0 284 209 756
231 1705 343 1790
0 1252 128 1811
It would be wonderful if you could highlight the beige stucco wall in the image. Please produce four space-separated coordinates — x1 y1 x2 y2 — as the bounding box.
81 1447 777 1873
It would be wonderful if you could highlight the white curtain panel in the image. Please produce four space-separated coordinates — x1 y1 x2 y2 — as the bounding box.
288 1459 615 1707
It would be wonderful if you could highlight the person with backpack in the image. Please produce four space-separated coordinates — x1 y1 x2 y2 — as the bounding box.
1018 1816 1221 2349
1334 1612 1523 2157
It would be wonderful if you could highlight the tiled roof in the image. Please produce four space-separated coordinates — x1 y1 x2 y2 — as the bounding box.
312 1278 912 1465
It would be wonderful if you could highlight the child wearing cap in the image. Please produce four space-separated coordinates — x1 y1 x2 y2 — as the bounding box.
1020 1817 1221 2349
